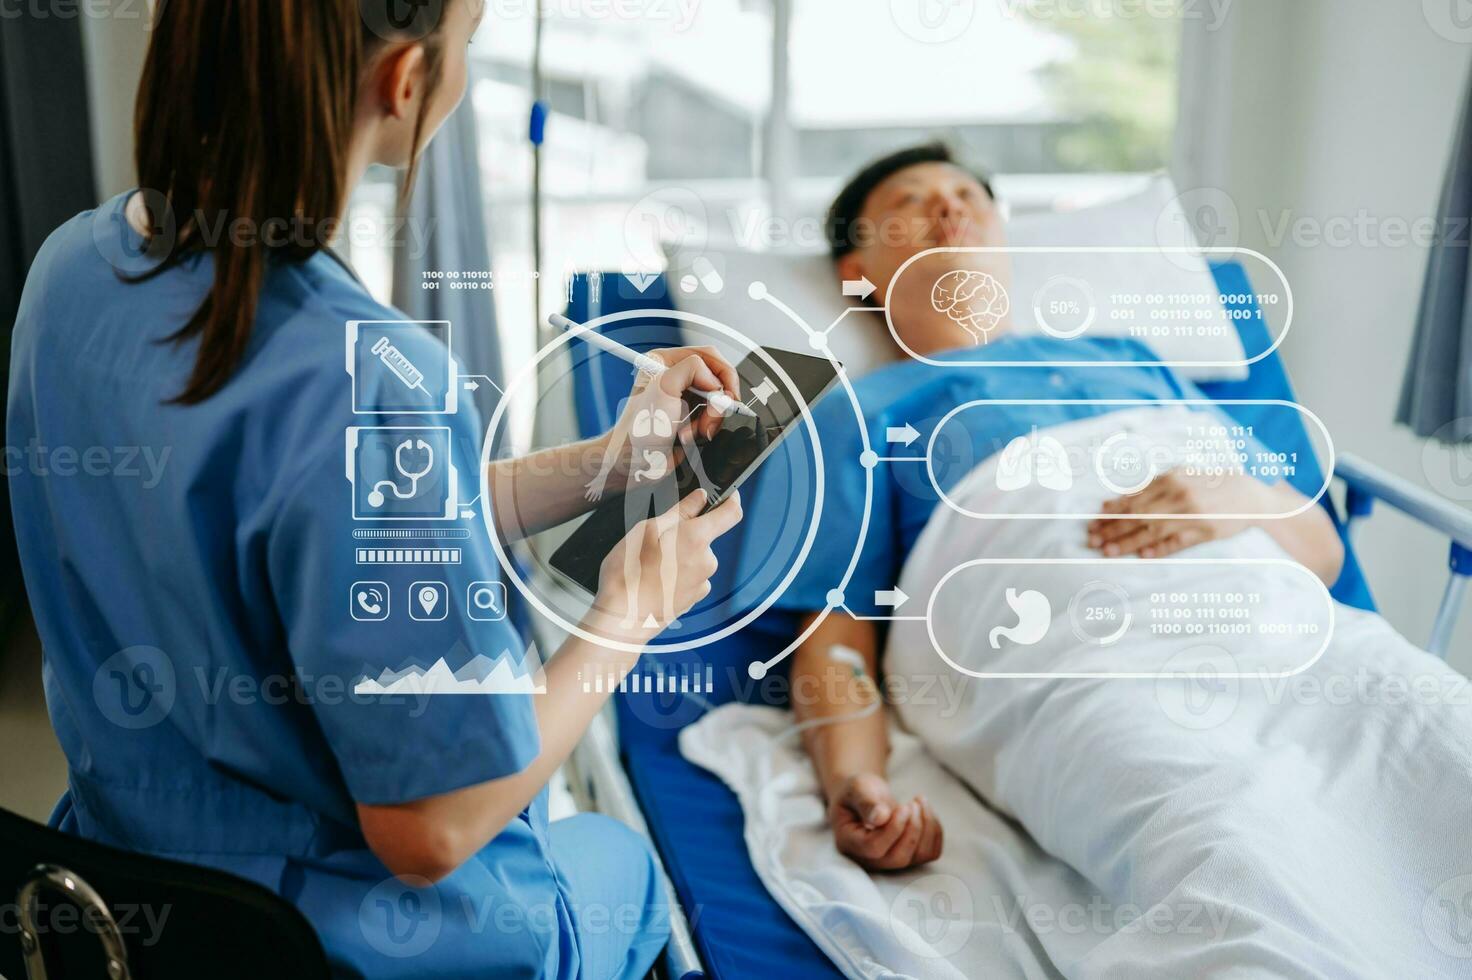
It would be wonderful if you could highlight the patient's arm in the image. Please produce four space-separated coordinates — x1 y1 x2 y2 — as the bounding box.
1088 470 1345 585
793 611 943 871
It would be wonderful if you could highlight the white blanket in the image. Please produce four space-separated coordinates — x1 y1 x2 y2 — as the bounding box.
682 409 1472 978
682 704 1100 979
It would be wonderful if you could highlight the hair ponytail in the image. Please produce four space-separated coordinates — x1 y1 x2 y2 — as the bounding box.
132 0 450 404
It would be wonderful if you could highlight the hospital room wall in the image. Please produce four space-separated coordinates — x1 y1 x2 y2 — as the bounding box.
1219 0 1472 668
78 3 149 200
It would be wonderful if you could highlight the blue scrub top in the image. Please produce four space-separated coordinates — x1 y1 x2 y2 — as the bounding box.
773 338 1218 617
7 193 581 977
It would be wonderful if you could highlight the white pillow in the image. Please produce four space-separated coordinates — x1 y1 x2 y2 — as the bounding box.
1006 175 1247 380
665 174 1249 382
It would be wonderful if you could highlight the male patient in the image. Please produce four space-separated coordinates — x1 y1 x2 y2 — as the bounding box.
780 143 1344 871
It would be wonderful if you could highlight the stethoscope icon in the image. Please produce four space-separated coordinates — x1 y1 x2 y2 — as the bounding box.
368 438 433 508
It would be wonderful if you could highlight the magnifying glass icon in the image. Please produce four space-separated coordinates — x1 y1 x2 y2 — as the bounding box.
468 582 507 621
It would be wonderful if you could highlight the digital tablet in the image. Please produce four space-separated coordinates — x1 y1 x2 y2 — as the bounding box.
550 345 841 596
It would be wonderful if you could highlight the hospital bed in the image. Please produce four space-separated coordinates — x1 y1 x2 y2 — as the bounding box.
554 260 1468 979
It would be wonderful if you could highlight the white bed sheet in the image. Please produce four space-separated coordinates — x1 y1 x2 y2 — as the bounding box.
681 409 1472 979
680 702 1099 979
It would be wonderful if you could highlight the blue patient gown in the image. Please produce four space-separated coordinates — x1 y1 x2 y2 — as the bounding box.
7 193 668 979
774 339 1207 616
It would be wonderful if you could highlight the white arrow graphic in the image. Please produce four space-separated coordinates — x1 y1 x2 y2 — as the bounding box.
628 272 661 293
886 423 920 447
458 374 502 395
874 588 909 610
842 276 876 300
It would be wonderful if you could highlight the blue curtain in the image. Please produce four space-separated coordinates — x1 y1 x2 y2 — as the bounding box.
1398 69 1472 443
392 98 504 419
389 99 538 643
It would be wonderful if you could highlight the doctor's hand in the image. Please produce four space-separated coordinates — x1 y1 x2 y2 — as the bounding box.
590 347 741 499
631 346 740 442
829 773 943 872
1087 470 1272 559
588 488 743 644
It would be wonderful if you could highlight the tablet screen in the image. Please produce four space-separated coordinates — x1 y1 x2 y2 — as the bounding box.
550 346 841 595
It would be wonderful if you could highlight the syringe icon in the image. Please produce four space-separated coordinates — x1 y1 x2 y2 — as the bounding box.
370 336 426 391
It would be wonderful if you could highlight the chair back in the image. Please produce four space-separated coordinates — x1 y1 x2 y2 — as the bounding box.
0 806 330 979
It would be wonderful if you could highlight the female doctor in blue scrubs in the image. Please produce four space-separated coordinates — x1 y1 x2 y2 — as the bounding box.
6 0 743 976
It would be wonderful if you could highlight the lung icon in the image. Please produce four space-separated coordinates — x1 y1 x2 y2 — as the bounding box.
989 588 1053 650
995 428 1072 493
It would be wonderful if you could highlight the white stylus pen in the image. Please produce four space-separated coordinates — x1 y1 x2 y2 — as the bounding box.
549 312 758 419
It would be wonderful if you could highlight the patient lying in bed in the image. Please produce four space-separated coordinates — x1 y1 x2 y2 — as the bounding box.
780 142 1344 875
872 408 1471 975
747 144 1472 975
689 437 1469 975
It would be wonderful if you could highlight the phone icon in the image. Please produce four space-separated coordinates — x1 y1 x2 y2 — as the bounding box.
351 582 390 621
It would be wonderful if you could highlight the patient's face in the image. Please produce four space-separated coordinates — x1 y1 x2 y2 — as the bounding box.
838 162 1012 356
839 162 1007 302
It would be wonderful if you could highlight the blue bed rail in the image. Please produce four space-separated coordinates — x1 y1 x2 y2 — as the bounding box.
1337 453 1472 657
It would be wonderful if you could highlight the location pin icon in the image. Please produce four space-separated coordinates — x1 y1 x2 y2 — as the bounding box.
419 586 439 616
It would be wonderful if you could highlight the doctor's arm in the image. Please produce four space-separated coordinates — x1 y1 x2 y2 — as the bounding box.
487 346 739 542
358 489 742 883
792 611 943 871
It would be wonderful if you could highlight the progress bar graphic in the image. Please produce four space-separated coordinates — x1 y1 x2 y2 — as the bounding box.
352 528 471 539
581 664 714 695
356 548 462 565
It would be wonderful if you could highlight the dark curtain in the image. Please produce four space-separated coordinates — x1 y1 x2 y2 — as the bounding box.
1398 66 1472 443
0 13 98 631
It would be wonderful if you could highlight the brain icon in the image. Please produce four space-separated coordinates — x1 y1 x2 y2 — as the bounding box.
930 270 1010 344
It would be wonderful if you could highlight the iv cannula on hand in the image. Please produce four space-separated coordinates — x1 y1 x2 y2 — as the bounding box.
549 313 757 418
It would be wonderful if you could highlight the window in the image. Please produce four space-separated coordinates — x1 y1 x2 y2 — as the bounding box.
469 0 1183 335
469 0 775 372
785 0 1183 214
350 0 1186 394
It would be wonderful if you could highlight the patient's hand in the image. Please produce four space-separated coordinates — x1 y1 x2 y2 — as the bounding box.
829 773 943 871
1088 470 1271 559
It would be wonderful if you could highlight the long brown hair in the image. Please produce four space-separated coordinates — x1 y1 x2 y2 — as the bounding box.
132 0 451 404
